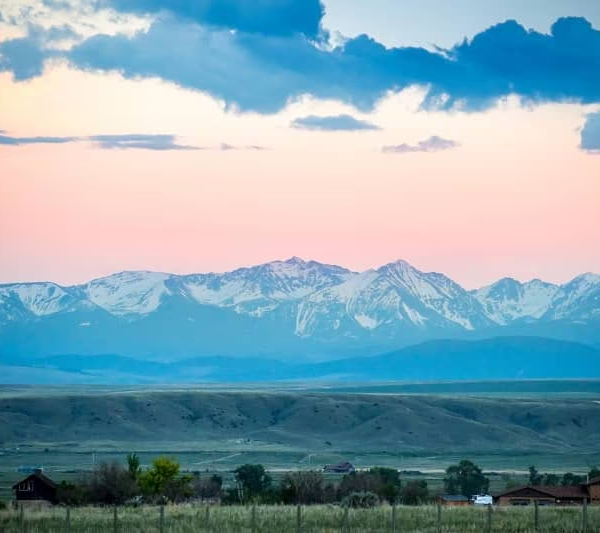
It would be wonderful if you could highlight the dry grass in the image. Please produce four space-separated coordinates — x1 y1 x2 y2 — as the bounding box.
1 504 598 532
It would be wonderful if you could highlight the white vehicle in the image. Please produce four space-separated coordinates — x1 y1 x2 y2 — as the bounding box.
471 495 493 505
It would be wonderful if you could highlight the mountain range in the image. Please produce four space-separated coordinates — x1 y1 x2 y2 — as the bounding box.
1 258 599 365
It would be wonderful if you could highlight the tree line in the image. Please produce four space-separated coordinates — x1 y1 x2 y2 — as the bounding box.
525 465 599 488
53 456 600 508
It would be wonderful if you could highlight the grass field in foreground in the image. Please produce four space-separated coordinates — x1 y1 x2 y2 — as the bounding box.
1 503 598 532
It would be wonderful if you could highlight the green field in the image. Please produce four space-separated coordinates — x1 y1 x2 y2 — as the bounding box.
1 503 598 532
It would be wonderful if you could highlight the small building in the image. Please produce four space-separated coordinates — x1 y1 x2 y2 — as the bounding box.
495 485 588 506
438 494 470 506
587 477 600 504
323 461 355 474
12 469 57 504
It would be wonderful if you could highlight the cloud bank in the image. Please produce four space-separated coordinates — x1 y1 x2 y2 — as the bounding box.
382 136 460 154
0 2 599 115
291 114 380 131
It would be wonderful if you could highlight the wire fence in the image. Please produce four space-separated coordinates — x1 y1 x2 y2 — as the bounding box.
1 501 598 533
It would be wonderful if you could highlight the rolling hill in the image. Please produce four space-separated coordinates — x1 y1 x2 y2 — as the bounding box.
1 390 599 454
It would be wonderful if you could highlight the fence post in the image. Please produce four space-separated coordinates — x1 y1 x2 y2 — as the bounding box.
582 499 588 533
113 505 118 533
19 504 24 533
391 503 396 533
159 505 165 533
66 506 71 533
296 504 302 533
534 500 539 531
205 505 210 528
436 503 442 533
251 504 257 533
486 504 492 533
342 504 349 533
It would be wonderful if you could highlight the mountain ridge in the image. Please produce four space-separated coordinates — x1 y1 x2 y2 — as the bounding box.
1 258 599 360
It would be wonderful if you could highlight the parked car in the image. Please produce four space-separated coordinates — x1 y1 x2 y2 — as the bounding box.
471 494 493 505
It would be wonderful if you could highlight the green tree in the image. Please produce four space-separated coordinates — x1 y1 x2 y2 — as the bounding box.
369 467 402 503
528 466 542 485
400 480 429 505
561 472 583 486
542 473 559 486
589 466 600 480
127 452 141 480
443 460 489 496
139 457 181 497
234 464 271 501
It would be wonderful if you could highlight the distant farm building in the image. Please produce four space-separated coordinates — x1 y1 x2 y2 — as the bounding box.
495 482 596 506
323 461 355 474
438 494 470 506
12 469 57 504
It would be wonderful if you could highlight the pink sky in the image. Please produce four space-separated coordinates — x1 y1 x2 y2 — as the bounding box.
1 43 600 289
1 69 599 289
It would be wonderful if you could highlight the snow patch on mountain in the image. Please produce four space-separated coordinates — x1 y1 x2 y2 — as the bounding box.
82 271 172 315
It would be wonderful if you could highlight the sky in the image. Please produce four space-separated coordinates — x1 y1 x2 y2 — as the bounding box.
0 0 599 289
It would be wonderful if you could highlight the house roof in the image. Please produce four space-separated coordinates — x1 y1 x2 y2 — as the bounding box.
587 476 600 486
12 470 56 490
495 485 587 500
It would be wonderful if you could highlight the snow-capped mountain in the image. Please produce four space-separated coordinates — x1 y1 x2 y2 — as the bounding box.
472 278 559 325
1 258 599 359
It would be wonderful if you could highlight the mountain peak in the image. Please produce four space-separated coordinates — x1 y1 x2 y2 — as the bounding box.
377 259 418 274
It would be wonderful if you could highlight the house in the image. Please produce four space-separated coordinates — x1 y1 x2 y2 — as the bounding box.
438 494 470 506
588 477 600 504
495 485 588 506
323 461 355 474
12 469 57 504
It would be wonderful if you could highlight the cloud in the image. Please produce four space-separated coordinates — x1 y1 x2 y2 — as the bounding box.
103 0 326 39
0 130 266 151
2 14 600 114
291 114 380 131
580 112 600 153
0 134 78 145
0 35 47 80
382 136 460 154
89 134 199 150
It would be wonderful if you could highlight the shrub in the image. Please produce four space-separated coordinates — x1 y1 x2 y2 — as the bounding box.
56 480 91 506
400 480 429 505
343 491 380 508
89 461 138 505
281 471 325 504
193 473 222 500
